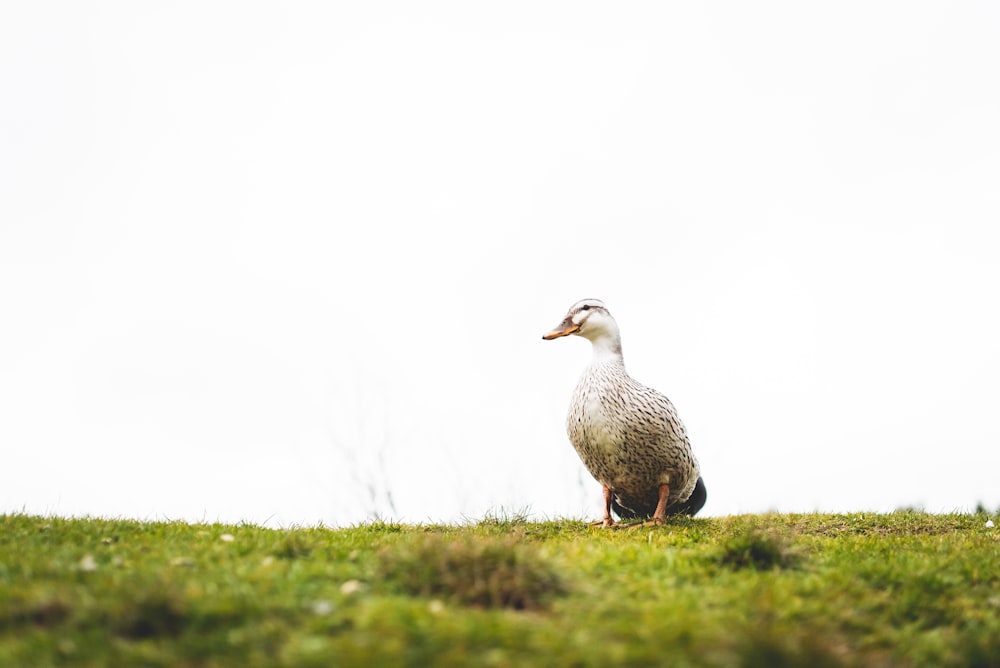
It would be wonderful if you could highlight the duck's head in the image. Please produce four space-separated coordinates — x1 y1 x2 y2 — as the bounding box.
542 298 620 346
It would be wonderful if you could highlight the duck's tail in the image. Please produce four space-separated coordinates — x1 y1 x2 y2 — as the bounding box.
670 476 707 516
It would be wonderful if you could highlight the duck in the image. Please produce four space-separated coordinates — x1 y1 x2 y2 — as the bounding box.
543 298 706 527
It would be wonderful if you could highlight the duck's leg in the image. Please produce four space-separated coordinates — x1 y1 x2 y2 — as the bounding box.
601 485 616 528
651 483 670 525
633 483 671 528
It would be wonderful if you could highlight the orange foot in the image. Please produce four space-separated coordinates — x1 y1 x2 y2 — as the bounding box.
588 518 618 528
630 516 665 529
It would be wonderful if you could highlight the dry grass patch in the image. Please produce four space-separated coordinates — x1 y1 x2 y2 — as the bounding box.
376 534 567 611
717 527 802 571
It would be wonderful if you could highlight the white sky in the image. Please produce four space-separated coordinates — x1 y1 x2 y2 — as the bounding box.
2 2 999 526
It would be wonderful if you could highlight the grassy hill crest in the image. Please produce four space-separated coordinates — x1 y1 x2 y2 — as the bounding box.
2 511 998 666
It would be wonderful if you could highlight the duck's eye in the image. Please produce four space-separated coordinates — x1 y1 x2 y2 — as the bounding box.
580 305 591 311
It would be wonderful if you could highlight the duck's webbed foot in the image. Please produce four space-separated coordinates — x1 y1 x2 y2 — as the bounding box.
588 518 618 528
630 517 665 529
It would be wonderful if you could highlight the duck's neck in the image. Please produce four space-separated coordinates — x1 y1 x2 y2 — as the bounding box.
589 335 625 367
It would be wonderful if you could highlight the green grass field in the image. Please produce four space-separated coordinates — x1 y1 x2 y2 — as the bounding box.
2 511 998 666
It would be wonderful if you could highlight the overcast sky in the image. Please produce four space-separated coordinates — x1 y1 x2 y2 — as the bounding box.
3 2 999 527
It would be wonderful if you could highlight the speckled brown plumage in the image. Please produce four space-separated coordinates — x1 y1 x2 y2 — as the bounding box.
543 298 706 525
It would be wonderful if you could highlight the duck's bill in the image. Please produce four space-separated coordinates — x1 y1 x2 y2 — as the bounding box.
542 321 580 340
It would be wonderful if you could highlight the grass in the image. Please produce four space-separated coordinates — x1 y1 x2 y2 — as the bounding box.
1 511 999 666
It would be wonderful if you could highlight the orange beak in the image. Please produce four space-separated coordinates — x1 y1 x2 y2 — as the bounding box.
542 318 580 340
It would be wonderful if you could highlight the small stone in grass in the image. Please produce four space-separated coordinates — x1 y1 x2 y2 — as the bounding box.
311 600 334 615
986 519 995 529
78 555 97 572
220 533 235 542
